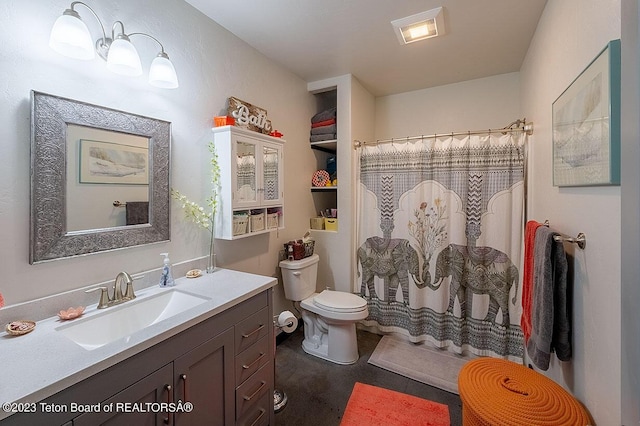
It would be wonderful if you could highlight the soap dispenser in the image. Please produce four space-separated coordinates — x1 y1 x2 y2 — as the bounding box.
159 253 175 287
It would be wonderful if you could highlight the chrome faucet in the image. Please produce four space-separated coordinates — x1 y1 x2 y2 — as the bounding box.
85 271 136 309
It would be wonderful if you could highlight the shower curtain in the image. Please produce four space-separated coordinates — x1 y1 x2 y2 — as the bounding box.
356 132 526 361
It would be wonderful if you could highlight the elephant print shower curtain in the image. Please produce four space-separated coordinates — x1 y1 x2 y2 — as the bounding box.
356 132 526 361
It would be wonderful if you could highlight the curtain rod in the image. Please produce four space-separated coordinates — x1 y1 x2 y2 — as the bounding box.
353 118 533 148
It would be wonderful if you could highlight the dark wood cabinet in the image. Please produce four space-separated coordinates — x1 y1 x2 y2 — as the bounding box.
173 328 235 426
73 364 173 426
1 290 274 426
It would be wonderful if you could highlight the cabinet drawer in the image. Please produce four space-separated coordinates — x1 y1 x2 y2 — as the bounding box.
236 335 270 386
236 364 270 420
235 306 269 354
236 391 270 426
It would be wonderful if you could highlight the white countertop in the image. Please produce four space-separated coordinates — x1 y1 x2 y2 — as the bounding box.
0 268 277 421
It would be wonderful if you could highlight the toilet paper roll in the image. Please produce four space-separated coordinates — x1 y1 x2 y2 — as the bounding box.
277 310 298 333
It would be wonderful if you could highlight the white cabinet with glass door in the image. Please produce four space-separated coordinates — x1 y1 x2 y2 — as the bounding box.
213 126 284 240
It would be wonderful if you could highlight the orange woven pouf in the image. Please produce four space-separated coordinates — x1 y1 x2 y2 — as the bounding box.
458 358 591 426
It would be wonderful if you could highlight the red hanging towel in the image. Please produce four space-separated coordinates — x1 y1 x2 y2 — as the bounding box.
521 220 542 343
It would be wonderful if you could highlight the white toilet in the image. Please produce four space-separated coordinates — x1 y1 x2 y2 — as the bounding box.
279 254 369 365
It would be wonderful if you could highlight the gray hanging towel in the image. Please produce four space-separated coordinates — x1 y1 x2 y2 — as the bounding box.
526 225 571 370
126 201 149 225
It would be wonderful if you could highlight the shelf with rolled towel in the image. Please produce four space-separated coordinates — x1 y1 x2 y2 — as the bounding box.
543 220 586 249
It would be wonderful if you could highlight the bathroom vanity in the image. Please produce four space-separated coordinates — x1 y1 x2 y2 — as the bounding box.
0 269 276 426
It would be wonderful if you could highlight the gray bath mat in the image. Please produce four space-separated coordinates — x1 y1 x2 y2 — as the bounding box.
368 334 473 394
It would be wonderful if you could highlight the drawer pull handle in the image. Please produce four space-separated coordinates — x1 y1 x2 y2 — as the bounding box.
164 384 172 424
243 381 266 401
242 352 266 370
250 408 266 426
242 323 265 339
180 374 188 402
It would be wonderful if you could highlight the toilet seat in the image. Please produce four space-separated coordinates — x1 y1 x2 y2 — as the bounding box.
313 290 367 313
300 290 368 322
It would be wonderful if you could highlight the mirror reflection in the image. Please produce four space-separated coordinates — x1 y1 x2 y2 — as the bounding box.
66 125 150 232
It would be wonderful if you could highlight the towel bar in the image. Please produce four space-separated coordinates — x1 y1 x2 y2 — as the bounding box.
543 220 586 249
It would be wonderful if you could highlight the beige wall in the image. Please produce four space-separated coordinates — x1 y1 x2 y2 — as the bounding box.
520 0 622 424
0 0 317 318
375 72 521 139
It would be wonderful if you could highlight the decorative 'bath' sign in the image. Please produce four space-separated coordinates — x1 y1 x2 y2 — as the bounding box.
227 97 272 134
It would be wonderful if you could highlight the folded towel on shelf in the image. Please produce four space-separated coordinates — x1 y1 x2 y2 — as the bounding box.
521 220 543 343
526 226 571 370
126 201 149 225
311 107 336 124
311 118 336 128
310 133 336 142
310 124 337 135
312 118 336 128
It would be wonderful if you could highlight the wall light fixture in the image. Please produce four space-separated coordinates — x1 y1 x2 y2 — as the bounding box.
49 1 179 89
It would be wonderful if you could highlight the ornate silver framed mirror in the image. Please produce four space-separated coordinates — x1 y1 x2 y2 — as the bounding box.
30 91 171 263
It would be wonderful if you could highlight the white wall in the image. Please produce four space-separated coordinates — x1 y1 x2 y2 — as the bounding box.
520 0 621 424
0 0 317 318
375 72 521 139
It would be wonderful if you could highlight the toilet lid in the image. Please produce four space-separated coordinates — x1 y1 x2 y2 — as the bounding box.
313 290 367 313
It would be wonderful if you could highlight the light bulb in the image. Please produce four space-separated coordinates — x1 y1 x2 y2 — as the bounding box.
106 35 142 76
149 53 179 89
49 10 95 60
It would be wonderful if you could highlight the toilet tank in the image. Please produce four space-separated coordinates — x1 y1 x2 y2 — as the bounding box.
279 254 319 301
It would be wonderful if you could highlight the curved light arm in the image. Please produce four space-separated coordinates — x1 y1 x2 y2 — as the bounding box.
68 1 109 50
128 32 167 54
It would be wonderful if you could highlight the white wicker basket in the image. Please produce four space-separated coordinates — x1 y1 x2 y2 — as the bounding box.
250 213 265 232
267 213 279 229
233 215 249 236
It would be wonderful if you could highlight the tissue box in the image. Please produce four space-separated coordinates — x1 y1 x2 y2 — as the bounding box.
324 218 338 231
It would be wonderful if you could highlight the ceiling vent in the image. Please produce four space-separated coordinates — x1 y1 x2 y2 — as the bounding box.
391 7 445 45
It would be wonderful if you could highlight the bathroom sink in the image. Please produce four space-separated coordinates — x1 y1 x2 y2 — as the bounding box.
56 289 211 350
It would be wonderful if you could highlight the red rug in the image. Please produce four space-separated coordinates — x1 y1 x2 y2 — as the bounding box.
340 382 450 426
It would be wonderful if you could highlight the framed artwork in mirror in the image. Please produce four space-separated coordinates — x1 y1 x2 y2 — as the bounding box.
78 139 149 185
552 39 620 187
30 91 171 263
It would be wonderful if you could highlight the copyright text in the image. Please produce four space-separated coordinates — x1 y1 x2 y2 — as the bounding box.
2 401 194 414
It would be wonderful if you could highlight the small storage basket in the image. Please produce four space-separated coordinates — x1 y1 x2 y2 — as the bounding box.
267 212 279 229
250 212 265 232
283 240 315 260
303 240 315 258
233 214 249 236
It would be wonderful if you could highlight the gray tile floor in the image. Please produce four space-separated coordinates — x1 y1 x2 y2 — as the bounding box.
274 327 463 426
